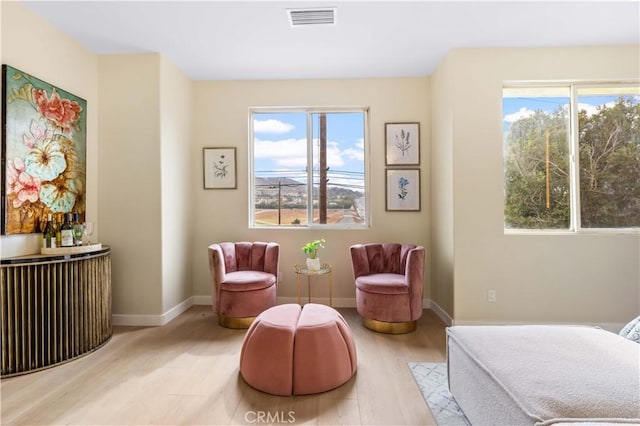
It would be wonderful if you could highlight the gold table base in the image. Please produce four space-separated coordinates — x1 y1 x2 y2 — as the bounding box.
293 264 333 307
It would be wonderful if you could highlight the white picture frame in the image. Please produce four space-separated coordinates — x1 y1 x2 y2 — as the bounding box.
385 168 421 211
385 122 420 166
203 147 237 189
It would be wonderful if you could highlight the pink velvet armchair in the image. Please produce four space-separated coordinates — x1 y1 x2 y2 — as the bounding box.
208 242 279 328
350 243 425 334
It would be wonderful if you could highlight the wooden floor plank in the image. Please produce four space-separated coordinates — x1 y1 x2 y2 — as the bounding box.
0 306 446 425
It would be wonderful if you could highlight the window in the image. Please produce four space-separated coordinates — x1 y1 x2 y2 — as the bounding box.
250 108 368 228
503 83 640 231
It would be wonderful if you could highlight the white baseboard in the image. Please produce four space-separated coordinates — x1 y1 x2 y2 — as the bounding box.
162 298 194 325
114 295 626 334
112 297 194 326
429 300 453 326
193 295 359 308
194 295 439 312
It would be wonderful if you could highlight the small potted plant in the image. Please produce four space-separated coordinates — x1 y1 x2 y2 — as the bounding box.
302 238 325 271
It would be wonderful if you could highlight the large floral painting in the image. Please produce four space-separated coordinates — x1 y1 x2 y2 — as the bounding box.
1 65 87 234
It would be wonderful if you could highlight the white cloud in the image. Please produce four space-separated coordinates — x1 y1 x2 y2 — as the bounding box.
254 119 295 134
255 138 364 169
504 107 536 123
343 147 364 162
255 138 307 167
314 140 345 168
577 101 617 116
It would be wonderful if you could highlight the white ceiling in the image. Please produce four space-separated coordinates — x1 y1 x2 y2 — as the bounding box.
20 0 640 81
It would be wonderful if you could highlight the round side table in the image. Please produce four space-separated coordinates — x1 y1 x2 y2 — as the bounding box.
293 263 333 306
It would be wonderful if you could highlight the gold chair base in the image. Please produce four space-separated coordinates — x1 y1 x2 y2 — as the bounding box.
363 318 416 334
219 315 256 329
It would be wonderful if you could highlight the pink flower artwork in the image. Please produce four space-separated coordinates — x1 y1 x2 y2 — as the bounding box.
32 87 82 133
2 65 86 234
23 120 53 149
6 158 41 208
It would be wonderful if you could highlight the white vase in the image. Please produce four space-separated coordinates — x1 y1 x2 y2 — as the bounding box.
306 257 321 271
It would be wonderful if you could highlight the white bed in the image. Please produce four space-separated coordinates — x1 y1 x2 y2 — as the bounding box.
447 325 640 425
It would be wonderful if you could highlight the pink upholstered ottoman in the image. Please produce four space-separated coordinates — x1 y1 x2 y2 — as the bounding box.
239 303 357 396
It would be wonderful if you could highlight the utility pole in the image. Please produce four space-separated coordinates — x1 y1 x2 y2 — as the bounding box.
545 130 550 209
278 180 282 225
319 113 327 224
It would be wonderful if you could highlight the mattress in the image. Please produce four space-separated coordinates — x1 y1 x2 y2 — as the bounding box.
446 325 640 425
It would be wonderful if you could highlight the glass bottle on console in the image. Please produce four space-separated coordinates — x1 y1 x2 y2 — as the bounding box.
42 214 57 249
60 213 74 247
55 213 63 247
72 212 83 246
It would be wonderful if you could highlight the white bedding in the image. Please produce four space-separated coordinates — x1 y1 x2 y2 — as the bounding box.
447 325 640 425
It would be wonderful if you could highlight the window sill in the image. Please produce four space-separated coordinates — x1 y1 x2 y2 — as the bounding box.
504 228 640 236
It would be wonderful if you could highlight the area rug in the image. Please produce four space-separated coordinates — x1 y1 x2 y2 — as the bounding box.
408 362 470 426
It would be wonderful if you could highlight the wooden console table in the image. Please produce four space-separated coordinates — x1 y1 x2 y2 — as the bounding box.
0 247 112 377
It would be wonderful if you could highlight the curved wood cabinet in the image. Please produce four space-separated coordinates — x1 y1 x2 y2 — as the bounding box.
0 248 111 377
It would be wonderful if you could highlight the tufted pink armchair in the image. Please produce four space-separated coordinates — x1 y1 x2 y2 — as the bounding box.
208 242 279 328
350 243 425 334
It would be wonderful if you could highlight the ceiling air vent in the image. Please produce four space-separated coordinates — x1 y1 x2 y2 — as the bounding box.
287 7 336 27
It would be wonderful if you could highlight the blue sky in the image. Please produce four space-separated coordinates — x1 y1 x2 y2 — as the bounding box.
253 111 365 191
252 92 637 188
503 92 639 128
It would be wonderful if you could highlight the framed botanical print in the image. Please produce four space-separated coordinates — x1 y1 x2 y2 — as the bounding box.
203 147 237 189
2 65 87 234
385 122 420 166
385 168 420 211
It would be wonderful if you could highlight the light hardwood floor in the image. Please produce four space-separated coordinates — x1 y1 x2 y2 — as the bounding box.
1 306 447 425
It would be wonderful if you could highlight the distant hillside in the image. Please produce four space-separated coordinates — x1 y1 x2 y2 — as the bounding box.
255 177 361 198
255 177 302 187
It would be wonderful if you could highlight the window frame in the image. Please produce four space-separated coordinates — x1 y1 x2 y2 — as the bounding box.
503 80 640 234
249 106 370 230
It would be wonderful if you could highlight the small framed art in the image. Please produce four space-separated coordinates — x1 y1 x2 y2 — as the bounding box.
386 168 420 211
385 122 420 166
203 147 237 189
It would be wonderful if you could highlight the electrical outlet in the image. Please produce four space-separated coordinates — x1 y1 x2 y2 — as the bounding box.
487 290 497 303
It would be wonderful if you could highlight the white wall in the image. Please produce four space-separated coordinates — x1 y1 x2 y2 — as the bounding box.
160 56 193 314
191 78 431 305
98 54 163 317
0 2 98 258
429 54 455 322
440 46 640 330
